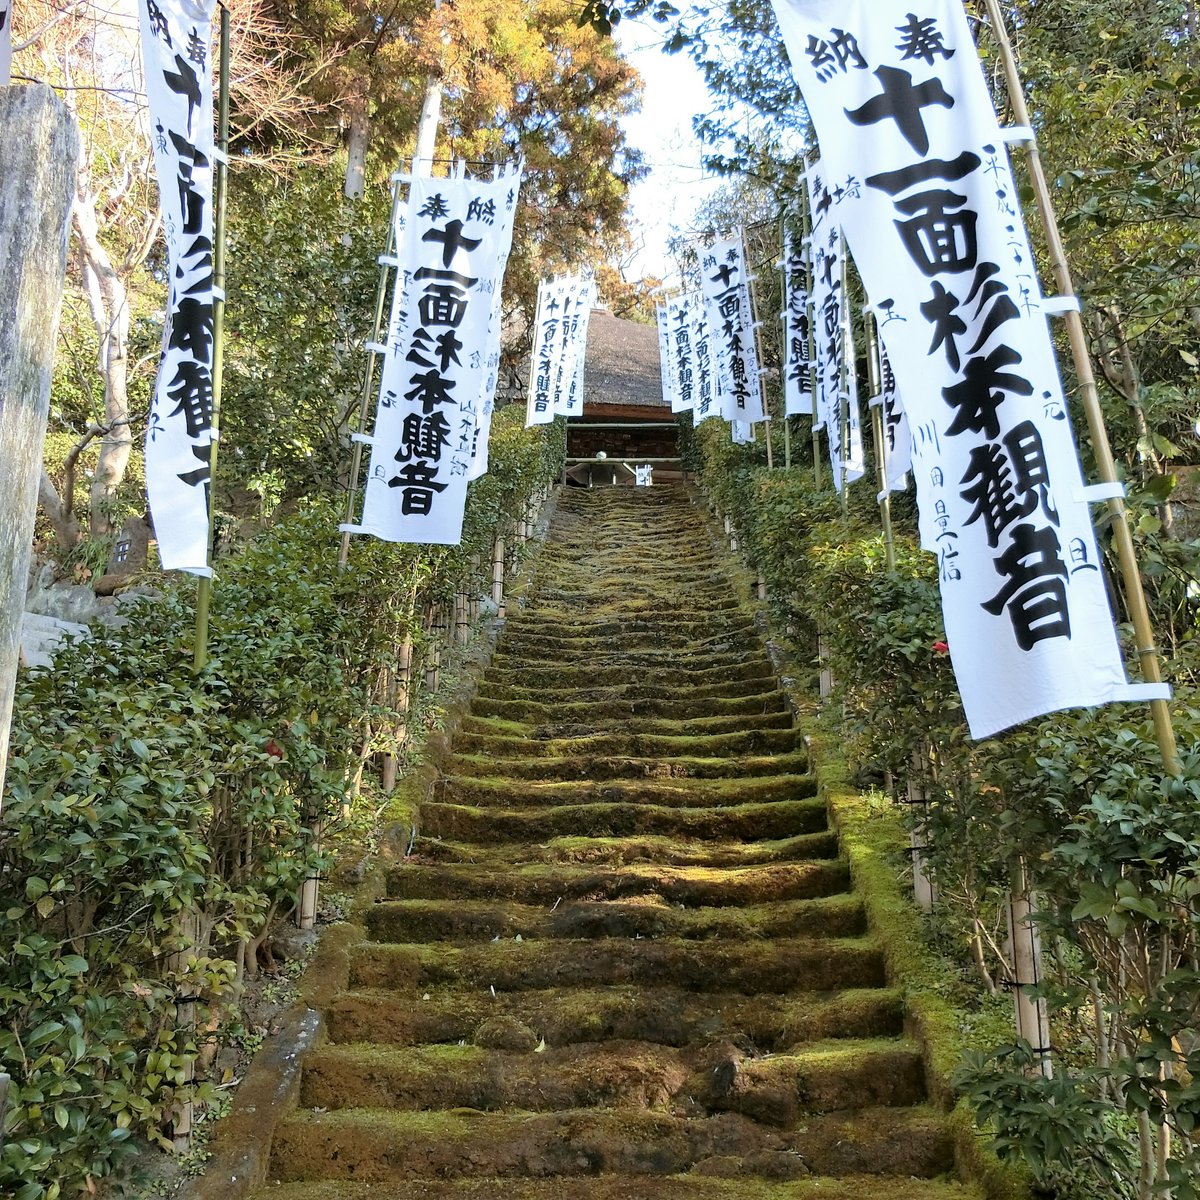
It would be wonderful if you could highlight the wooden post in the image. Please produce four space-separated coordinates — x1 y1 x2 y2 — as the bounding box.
0 87 78 809
381 630 414 794
492 535 506 619
297 819 320 931
905 745 937 913
981 0 1179 777
818 633 833 701
425 603 444 693
454 587 469 645
1007 858 1053 1078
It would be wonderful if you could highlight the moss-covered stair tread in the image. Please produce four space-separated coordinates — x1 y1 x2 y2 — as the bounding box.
249 485 980 1199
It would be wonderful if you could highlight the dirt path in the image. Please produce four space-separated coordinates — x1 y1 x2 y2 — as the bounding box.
251 486 982 1200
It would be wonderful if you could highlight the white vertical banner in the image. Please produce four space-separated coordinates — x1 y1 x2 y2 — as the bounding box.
806 165 839 439
0 0 12 86
655 301 675 407
467 166 523 481
552 276 585 416
525 281 552 426
692 302 720 424
666 292 697 414
140 0 219 575
770 0 1160 737
732 420 754 445
842 285 867 486
807 164 865 491
782 221 814 416
357 170 519 545
875 336 912 490
699 231 766 425
558 276 596 419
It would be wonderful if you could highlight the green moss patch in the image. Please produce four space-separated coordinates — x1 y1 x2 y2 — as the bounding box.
419 796 828 843
347 934 886 995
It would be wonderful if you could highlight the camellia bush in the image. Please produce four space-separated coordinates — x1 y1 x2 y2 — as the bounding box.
0 406 561 1200
689 415 1200 1200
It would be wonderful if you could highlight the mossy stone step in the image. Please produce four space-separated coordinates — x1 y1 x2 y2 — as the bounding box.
252 1176 984 1200
470 692 790 724
458 710 796 740
498 624 758 651
474 678 780 705
489 646 764 672
482 661 775 691
420 797 827 844
453 726 799 759
268 1105 954 1183
412 829 840 868
347 935 886 994
366 893 862 944
445 750 810 784
382 860 848 908
326 985 906 1051
299 1037 925 1119
434 774 818 811
503 614 756 640
513 602 746 625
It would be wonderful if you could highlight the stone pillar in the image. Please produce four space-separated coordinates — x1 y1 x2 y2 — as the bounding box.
0 87 79 808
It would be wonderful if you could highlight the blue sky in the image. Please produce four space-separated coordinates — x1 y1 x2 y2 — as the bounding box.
615 17 723 286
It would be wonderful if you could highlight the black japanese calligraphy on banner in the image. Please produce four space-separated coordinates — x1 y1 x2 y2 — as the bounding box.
525 278 559 426
656 302 675 408
771 0 1153 738
1 0 12 85
139 0 218 574
467 166 522 482
698 231 767 425
871 334 912 491
554 276 597 419
525 271 593 426
807 164 866 493
782 221 814 417
360 170 520 545
666 293 698 416
691 302 718 424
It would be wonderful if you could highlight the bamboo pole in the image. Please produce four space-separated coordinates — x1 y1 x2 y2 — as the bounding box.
981 0 1180 776
778 212 793 470
192 5 230 672
1007 858 1053 1079
864 311 897 571
836 250 850 517
746 255 773 469
802 187 822 490
337 180 404 569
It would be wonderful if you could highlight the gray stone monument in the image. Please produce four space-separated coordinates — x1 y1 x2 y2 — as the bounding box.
0 86 79 807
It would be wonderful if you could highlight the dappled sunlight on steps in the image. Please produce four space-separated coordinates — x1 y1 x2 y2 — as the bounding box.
251 486 983 1200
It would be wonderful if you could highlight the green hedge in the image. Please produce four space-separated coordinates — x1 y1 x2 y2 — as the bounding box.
0 406 560 1200
690 416 1200 1199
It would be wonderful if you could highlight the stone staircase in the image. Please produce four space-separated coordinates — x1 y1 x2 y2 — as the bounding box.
252 486 981 1200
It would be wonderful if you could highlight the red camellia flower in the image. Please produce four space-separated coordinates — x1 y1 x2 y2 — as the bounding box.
932 641 949 655
265 739 285 759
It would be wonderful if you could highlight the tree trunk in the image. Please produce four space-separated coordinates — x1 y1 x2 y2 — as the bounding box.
0 86 79 808
344 77 370 200
38 468 81 546
72 173 133 536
